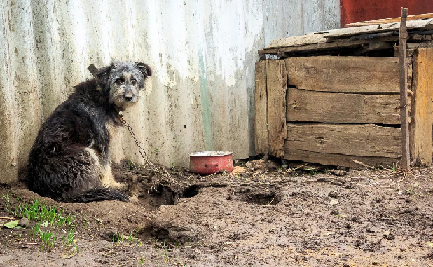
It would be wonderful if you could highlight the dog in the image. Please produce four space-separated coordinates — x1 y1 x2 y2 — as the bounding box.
26 62 151 203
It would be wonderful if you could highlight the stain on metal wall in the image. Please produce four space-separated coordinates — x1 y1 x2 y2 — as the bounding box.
0 0 340 183
341 0 433 26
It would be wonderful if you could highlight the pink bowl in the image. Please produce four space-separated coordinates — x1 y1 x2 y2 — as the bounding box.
190 151 233 174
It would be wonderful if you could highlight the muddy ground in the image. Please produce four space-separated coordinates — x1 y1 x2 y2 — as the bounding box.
1 159 433 266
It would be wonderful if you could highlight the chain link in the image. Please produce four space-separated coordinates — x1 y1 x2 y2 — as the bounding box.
119 114 172 179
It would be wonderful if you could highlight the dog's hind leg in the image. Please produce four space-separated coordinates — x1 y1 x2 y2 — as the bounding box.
58 147 129 203
101 162 127 190
83 147 121 188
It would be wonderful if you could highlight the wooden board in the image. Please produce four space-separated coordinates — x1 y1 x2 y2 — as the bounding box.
399 8 410 170
345 13 433 27
266 33 327 50
259 39 371 55
284 148 398 168
254 61 268 155
266 60 287 158
285 56 399 93
286 123 401 158
323 18 433 39
287 88 401 124
410 48 433 165
263 18 433 51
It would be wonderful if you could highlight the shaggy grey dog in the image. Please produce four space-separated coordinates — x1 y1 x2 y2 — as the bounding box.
26 62 151 203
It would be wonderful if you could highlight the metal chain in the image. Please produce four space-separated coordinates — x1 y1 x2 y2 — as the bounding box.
119 114 172 179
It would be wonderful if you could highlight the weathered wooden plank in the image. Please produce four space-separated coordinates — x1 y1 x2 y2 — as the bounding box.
285 56 399 93
345 13 433 28
323 18 433 39
258 48 279 55
278 40 377 57
266 33 327 50
410 48 433 166
287 88 401 124
286 123 401 158
284 148 398 168
259 40 371 55
254 61 268 155
260 38 400 56
260 35 433 56
399 8 410 170
263 18 433 51
266 60 287 158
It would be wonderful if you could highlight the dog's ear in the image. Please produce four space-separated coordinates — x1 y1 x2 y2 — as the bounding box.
88 64 99 78
136 62 152 77
93 64 114 85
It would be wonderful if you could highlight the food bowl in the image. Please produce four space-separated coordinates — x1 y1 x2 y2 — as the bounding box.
189 151 233 175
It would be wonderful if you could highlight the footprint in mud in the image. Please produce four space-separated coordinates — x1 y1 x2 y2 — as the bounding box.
230 187 281 205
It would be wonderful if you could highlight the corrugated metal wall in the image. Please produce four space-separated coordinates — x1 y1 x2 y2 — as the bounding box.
341 0 433 26
0 0 340 183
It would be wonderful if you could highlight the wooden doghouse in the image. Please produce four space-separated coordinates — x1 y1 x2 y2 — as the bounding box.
255 15 433 168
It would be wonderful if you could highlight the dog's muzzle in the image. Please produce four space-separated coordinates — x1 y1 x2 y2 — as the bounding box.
124 88 135 102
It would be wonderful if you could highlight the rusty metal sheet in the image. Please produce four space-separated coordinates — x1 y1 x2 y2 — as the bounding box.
341 0 433 27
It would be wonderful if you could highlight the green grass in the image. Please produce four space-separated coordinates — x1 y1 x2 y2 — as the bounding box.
39 231 56 249
63 227 76 246
2 193 78 251
110 229 142 247
13 199 76 228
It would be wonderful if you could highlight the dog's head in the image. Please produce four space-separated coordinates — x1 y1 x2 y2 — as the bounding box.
90 62 152 110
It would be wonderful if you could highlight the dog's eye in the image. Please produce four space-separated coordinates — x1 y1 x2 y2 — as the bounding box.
115 78 124 84
131 79 137 85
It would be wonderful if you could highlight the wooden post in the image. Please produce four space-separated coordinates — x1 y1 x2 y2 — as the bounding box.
399 7 410 170
254 61 269 156
266 60 288 158
411 48 433 166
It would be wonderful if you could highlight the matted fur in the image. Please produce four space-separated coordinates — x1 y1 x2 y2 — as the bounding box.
26 62 151 203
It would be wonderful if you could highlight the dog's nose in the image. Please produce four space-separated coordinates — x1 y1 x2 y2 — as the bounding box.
124 90 134 102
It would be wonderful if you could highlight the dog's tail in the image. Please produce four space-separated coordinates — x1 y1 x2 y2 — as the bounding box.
62 187 129 203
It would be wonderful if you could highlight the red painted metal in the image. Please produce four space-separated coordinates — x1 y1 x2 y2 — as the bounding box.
340 0 433 27
190 151 234 175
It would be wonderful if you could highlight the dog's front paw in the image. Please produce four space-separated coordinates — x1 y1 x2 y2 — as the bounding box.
108 181 128 191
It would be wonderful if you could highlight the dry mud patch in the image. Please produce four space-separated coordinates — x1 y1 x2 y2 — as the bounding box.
0 161 433 266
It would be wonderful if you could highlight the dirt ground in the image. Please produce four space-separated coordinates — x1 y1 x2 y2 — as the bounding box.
1 159 433 267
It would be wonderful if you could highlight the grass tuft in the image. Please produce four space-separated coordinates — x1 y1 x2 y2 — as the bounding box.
2 194 78 251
